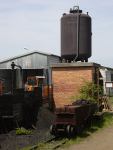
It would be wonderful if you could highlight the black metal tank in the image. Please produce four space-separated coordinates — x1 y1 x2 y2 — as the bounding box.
61 6 92 62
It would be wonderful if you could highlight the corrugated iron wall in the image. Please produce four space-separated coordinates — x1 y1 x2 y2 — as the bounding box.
0 53 60 69
0 53 48 69
0 53 60 94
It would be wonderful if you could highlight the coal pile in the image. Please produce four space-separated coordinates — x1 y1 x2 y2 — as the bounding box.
0 104 55 150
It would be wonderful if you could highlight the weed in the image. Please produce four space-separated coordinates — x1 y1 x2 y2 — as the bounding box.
16 127 32 135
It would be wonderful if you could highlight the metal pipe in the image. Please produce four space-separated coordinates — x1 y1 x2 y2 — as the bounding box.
11 62 23 94
74 8 80 61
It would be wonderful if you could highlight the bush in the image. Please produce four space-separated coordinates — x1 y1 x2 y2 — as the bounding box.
78 82 103 102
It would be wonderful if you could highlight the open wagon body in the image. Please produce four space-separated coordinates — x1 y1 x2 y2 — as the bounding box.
50 101 97 136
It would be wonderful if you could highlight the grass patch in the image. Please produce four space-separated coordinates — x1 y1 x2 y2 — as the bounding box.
16 127 32 135
109 96 113 104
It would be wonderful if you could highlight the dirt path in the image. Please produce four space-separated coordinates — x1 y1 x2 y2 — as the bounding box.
63 125 113 150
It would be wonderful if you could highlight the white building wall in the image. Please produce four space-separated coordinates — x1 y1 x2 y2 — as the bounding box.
100 68 113 95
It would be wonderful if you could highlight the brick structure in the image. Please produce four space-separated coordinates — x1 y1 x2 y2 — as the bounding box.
51 62 100 108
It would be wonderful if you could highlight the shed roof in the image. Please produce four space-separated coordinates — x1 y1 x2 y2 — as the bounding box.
0 51 60 64
100 65 113 71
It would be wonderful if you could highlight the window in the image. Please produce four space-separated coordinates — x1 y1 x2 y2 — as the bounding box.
111 74 113 81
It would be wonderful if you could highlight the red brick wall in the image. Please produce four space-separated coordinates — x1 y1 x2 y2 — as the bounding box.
52 67 95 107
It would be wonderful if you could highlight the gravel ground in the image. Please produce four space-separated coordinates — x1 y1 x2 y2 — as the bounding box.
0 105 55 150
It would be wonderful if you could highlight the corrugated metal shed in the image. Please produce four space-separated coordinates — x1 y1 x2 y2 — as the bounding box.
0 51 60 69
100 66 113 95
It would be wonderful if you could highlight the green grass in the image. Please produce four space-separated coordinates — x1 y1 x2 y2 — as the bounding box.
21 112 113 150
16 127 32 135
109 96 113 104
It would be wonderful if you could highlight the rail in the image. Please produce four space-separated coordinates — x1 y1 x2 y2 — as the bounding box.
28 137 68 150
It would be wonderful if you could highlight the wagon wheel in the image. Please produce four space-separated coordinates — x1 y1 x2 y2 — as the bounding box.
66 125 75 137
50 125 57 136
77 124 84 134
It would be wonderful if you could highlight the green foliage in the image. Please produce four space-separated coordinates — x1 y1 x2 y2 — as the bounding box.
16 127 32 135
103 112 113 126
78 82 103 102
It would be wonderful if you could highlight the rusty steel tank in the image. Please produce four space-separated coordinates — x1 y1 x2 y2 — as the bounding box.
61 6 92 62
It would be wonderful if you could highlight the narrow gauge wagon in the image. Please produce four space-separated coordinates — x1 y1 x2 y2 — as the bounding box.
50 100 97 136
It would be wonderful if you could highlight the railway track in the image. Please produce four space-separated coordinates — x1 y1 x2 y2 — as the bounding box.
29 137 68 150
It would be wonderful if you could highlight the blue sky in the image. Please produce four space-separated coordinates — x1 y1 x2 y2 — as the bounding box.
0 0 113 67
